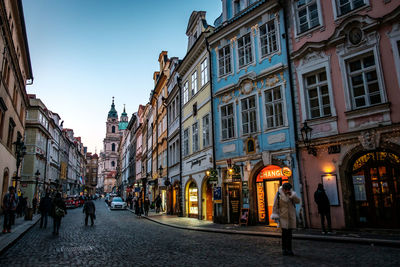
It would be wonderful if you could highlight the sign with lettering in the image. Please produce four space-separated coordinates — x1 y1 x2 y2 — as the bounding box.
256 165 292 182
256 182 266 223
213 186 222 203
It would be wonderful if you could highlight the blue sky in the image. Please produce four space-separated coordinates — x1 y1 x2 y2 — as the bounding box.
22 0 221 153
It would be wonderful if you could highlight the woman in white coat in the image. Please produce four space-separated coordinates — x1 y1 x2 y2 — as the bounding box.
271 183 300 256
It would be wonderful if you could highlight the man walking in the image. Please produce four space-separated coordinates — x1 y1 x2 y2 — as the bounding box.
2 186 18 233
39 193 52 228
83 195 96 226
314 183 332 234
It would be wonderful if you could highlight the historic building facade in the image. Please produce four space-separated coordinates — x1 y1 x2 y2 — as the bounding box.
178 11 214 220
288 1 400 229
209 0 299 225
166 57 181 215
150 51 170 208
0 0 33 206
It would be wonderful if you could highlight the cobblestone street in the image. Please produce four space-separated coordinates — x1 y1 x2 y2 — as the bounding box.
0 201 399 266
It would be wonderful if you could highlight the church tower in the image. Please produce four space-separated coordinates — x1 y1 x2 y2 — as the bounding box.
103 97 120 192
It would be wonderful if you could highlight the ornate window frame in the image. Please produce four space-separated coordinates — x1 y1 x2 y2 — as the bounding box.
291 0 323 37
238 90 259 137
261 82 288 133
336 31 387 111
257 12 281 63
296 51 337 122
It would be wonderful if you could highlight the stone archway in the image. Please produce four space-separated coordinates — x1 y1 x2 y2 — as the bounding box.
185 179 199 218
201 177 213 221
248 159 286 225
339 142 400 228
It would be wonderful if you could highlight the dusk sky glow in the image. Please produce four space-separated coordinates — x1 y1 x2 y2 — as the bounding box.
22 0 221 153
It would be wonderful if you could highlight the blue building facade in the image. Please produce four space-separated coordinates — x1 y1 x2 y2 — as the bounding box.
208 0 301 225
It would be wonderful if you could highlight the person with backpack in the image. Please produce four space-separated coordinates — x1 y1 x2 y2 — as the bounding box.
271 183 300 256
51 192 67 235
83 195 96 226
314 183 332 234
39 193 52 229
2 186 18 233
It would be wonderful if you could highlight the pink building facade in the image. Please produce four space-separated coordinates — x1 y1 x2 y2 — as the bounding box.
288 1 400 229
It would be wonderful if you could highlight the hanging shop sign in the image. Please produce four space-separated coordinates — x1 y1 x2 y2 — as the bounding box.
213 186 222 203
256 165 292 182
207 168 218 182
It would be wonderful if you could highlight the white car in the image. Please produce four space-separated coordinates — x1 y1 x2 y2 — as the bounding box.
110 197 127 210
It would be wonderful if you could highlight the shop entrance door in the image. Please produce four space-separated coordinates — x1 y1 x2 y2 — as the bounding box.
206 183 213 221
228 183 241 224
352 152 400 228
265 179 281 226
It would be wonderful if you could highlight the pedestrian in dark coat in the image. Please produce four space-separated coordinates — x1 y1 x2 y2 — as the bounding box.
32 197 38 214
314 183 332 234
16 194 25 218
155 194 162 213
83 196 96 226
51 192 67 235
2 186 18 233
39 193 52 229
271 183 300 256
144 197 150 216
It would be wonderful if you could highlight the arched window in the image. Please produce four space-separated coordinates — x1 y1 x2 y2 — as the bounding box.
111 161 115 167
112 126 115 133
112 143 116 151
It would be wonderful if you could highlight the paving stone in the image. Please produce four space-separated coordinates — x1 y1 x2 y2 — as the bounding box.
0 200 399 266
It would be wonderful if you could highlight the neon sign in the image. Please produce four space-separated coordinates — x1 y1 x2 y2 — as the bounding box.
256 165 292 182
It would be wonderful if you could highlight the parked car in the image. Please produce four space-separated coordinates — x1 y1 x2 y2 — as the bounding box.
110 197 127 210
65 196 79 209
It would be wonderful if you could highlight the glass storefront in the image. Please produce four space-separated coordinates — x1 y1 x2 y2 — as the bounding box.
255 165 291 226
188 182 198 217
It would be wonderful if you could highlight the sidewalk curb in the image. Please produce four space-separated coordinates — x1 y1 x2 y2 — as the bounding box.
0 216 41 256
142 216 400 248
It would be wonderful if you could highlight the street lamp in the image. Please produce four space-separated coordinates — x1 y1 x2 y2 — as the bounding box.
300 121 317 156
13 134 26 189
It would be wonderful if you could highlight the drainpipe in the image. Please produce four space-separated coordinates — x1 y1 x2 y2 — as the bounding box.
279 1 308 228
205 36 216 170
177 76 183 217
206 34 219 223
